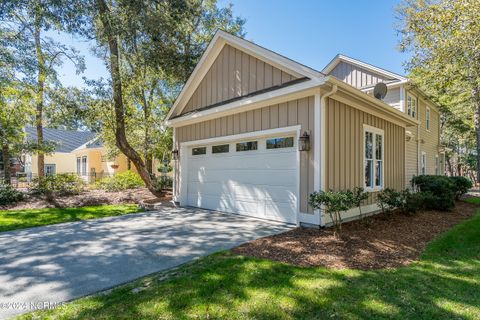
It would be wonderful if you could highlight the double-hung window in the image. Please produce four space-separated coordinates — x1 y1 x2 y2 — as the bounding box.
426 107 431 131
421 152 427 175
364 125 384 190
407 94 417 118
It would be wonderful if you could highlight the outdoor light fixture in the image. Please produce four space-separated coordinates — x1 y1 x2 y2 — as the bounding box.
172 149 179 160
298 131 310 151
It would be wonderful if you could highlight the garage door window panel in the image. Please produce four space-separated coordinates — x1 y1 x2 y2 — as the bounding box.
236 141 258 152
266 137 294 149
192 147 207 155
212 144 230 154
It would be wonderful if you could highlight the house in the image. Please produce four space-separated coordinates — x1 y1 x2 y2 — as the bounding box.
165 30 443 227
24 127 145 182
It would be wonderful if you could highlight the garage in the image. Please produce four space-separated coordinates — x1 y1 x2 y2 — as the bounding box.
184 133 299 224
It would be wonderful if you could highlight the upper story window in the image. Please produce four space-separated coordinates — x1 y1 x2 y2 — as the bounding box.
426 107 431 131
364 125 384 190
407 94 417 118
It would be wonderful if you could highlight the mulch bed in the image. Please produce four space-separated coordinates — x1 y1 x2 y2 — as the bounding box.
232 200 478 270
0 188 173 210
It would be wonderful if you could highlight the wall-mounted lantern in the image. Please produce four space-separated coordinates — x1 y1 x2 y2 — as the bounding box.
298 131 311 151
172 149 179 161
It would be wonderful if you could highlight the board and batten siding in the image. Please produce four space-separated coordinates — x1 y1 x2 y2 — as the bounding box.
176 44 298 117
418 97 441 175
329 61 394 89
325 97 406 205
174 96 315 213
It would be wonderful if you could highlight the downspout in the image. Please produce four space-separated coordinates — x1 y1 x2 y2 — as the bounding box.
318 83 338 227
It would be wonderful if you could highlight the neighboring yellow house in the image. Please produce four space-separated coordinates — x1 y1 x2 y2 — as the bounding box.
25 127 158 183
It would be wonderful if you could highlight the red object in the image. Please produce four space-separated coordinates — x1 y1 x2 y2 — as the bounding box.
110 164 119 169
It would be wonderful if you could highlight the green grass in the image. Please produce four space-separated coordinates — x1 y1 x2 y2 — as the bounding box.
0 205 143 233
464 197 480 205
20 207 480 320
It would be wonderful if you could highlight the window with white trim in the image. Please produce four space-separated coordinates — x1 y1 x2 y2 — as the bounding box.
421 152 427 175
407 94 417 118
364 126 384 190
435 154 439 175
76 157 81 174
426 107 431 130
82 156 87 176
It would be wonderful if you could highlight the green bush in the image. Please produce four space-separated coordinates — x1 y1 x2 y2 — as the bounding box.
30 173 85 197
449 176 473 200
0 183 25 205
95 171 144 192
411 175 455 210
401 189 424 215
376 188 403 214
151 176 173 193
351 187 369 221
309 190 355 237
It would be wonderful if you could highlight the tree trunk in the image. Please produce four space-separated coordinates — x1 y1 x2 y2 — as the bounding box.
96 0 160 196
1 143 11 185
474 88 480 184
34 24 45 178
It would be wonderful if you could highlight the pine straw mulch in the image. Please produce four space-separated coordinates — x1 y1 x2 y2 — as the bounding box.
0 188 173 210
232 200 478 270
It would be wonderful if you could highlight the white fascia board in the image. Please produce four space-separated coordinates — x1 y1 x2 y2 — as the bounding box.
220 31 323 79
166 30 325 121
323 54 408 82
361 79 409 92
327 77 419 127
166 79 324 127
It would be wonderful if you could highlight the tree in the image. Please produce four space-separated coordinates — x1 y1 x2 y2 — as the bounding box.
0 0 85 177
397 0 480 181
0 82 34 184
78 0 244 195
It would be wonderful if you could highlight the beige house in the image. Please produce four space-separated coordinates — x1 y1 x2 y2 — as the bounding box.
165 31 443 227
25 127 142 183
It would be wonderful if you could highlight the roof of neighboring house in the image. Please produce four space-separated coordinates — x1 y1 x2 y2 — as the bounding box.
25 127 96 153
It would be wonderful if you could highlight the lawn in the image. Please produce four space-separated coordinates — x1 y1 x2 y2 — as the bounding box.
0 205 143 233
21 208 480 320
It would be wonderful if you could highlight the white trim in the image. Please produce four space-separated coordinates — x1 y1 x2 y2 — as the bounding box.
363 124 385 192
406 93 418 119
180 125 301 147
323 54 408 82
361 79 408 92
166 79 323 127
166 30 324 121
399 86 406 113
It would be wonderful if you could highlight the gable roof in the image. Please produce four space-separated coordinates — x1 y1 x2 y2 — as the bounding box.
166 30 326 121
25 127 96 153
322 54 408 84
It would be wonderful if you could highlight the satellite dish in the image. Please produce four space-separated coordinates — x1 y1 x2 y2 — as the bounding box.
373 82 388 100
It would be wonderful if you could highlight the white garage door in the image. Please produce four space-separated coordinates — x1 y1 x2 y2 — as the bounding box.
186 135 298 224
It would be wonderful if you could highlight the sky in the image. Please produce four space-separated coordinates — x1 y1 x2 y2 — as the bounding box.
57 0 410 88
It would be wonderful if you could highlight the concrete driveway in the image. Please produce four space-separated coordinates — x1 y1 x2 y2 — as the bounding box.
0 207 293 319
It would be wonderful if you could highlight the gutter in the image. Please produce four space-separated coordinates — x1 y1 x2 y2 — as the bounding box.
317 83 338 227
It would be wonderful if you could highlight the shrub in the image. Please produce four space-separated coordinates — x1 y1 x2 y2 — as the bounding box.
95 170 144 192
401 189 424 215
0 183 24 206
376 188 403 214
411 175 455 210
30 173 85 197
309 190 355 237
352 187 369 221
449 176 473 200
151 176 173 193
